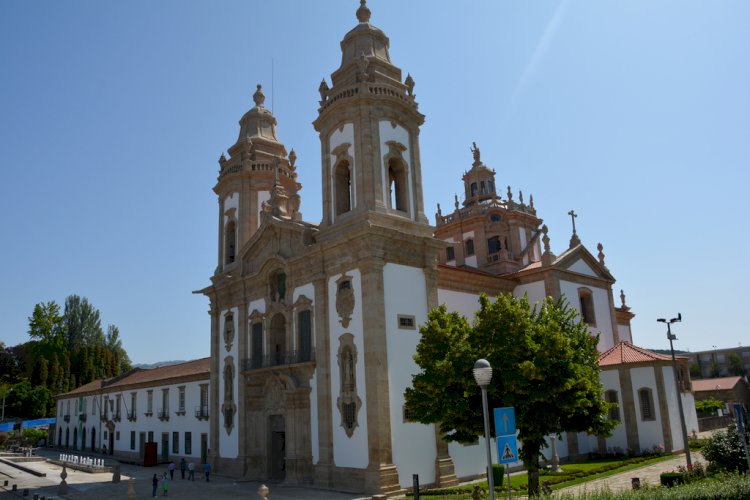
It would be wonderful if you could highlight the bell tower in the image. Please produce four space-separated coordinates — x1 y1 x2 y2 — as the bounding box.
313 0 428 232
214 84 301 273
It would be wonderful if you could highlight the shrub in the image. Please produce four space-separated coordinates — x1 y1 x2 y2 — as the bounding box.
659 472 684 487
491 463 504 487
701 423 749 473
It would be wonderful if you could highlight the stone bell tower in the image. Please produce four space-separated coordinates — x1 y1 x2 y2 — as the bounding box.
313 0 428 233
214 84 301 273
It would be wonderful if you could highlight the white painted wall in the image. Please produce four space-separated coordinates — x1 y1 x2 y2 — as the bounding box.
383 263 436 487
513 281 547 306
568 259 598 277
293 283 319 465
219 307 239 458
630 367 663 452
448 438 498 479
600 369 628 452
617 324 633 344
329 123 355 220
682 392 699 438
465 255 478 268
437 289 480 321
56 378 210 460
328 269 369 468
560 280 615 352
378 120 413 216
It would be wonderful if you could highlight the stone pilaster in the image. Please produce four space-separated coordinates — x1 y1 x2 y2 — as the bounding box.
654 366 673 451
359 259 401 496
617 367 641 453
433 425 458 487
209 301 221 466
312 277 334 487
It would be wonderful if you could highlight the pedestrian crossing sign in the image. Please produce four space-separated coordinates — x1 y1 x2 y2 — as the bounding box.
496 434 518 464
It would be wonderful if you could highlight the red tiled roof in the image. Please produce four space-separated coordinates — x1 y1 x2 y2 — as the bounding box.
599 341 684 366
58 358 210 397
692 376 743 392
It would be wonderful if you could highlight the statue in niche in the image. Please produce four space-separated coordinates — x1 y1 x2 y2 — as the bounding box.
269 271 287 302
223 315 234 352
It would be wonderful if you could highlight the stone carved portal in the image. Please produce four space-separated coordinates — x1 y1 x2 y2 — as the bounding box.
335 273 354 328
336 333 362 438
221 356 236 435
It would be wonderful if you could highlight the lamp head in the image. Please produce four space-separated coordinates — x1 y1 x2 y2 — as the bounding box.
657 318 666 323
473 359 493 388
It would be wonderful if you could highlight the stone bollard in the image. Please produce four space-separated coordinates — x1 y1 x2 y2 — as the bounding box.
631 477 641 490
126 478 136 500
258 484 269 499
57 465 69 496
112 464 121 483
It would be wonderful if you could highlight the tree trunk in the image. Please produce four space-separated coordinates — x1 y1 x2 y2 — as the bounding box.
527 450 540 496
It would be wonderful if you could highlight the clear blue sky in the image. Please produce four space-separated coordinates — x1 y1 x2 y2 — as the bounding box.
1 1 748 364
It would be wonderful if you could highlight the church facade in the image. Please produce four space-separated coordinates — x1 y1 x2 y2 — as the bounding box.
196 1 697 496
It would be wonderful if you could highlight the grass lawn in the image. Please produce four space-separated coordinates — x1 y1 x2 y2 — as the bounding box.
412 454 676 498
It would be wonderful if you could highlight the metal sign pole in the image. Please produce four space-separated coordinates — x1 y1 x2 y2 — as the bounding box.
506 465 511 499
733 404 750 470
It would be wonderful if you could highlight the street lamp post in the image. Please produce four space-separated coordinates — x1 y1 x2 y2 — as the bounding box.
473 359 496 500
1 388 12 423
658 313 692 468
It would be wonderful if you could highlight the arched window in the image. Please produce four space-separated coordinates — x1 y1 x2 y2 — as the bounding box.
488 236 501 255
465 238 475 256
638 388 655 421
604 390 620 421
225 220 236 265
578 287 597 326
470 182 478 198
334 160 352 216
446 246 455 261
387 158 408 212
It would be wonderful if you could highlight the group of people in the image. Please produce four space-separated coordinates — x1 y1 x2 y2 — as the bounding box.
151 458 212 497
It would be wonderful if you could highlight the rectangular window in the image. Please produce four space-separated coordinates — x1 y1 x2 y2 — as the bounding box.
116 431 120 441
147 390 153 415
446 247 455 261
298 310 312 362
403 405 416 423
605 391 620 421
148 431 154 443
172 431 179 454
252 322 263 368
488 236 501 254
130 392 137 420
178 386 186 413
465 239 475 256
185 432 192 455
639 389 654 421
397 315 416 330
130 431 136 450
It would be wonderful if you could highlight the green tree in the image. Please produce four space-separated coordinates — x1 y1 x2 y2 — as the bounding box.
63 295 105 350
404 294 615 496
710 361 721 378
106 324 132 375
728 353 746 376
695 398 725 415
27 301 65 350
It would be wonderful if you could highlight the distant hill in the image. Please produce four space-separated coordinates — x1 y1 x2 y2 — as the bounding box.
132 360 187 370
648 349 690 355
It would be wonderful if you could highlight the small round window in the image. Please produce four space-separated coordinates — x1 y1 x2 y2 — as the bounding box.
490 214 501 222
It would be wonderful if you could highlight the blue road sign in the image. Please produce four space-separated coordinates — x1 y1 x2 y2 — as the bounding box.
497 434 519 464
494 407 516 436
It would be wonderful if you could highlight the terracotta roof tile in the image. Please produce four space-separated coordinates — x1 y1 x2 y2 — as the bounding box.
599 341 685 366
692 376 743 392
58 358 210 397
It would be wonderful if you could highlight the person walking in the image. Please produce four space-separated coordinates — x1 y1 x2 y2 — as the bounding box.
168 461 175 480
162 472 170 496
187 461 195 480
179 457 186 479
151 473 159 498
203 461 211 482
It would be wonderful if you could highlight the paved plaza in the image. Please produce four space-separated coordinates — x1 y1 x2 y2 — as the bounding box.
0 448 704 499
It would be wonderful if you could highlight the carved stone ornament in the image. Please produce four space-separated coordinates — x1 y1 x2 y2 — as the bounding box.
335 273 355 328
223 313 234 352
221 356 236 435
336 333 362 438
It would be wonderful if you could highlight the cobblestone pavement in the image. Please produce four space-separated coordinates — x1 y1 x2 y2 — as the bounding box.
0 449 366 500
0 448 707 499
